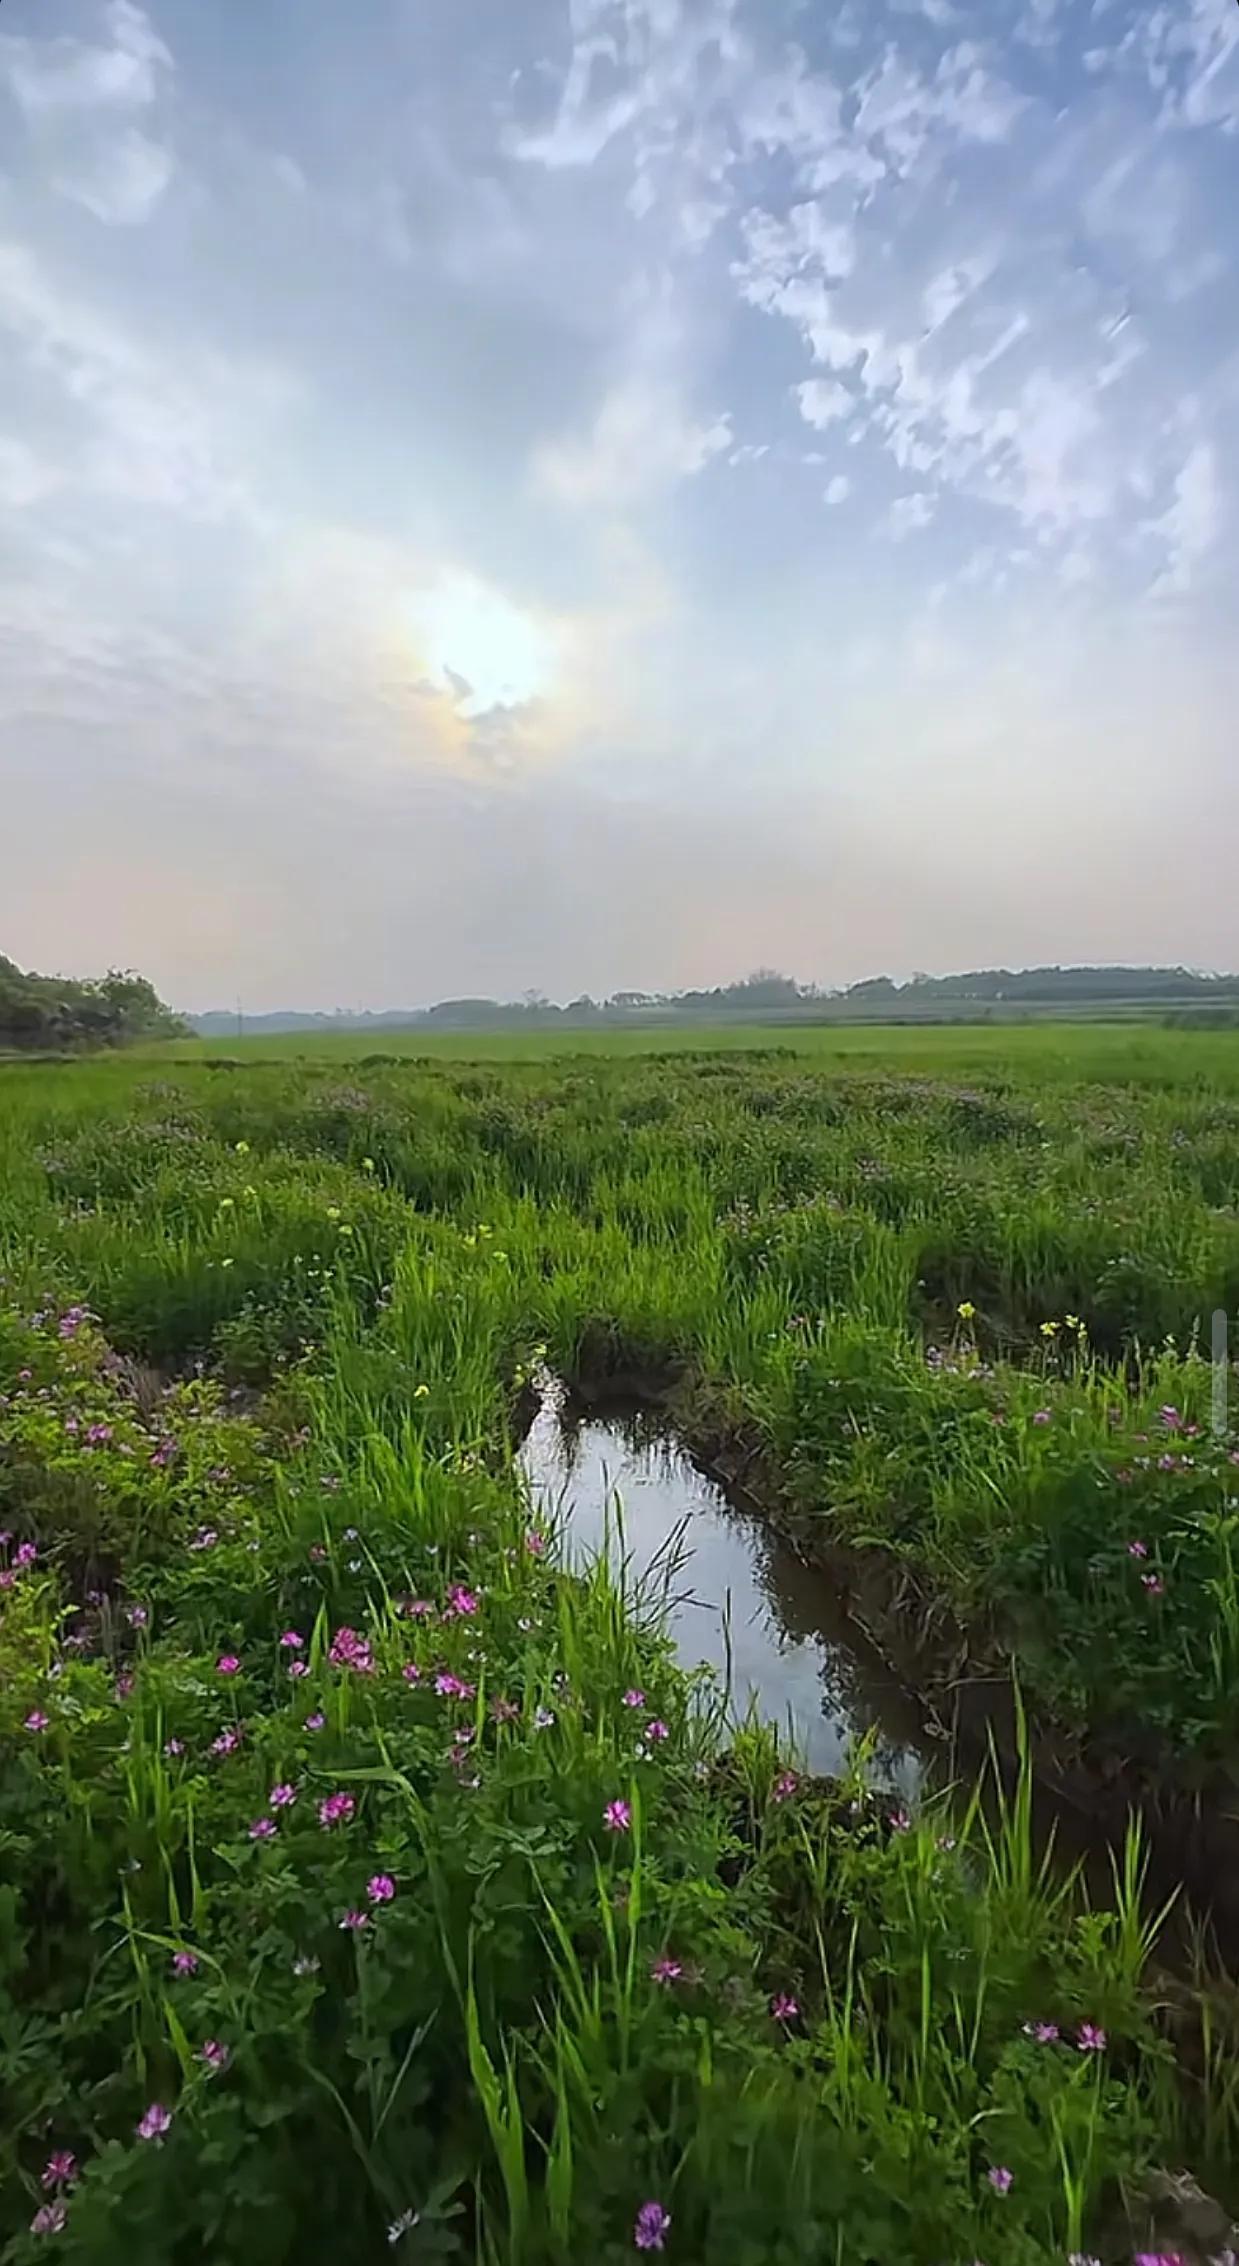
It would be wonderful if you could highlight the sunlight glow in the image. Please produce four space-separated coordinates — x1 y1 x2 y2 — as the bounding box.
413 571 555 717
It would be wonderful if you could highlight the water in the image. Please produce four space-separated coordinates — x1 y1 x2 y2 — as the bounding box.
520 1375 933 1796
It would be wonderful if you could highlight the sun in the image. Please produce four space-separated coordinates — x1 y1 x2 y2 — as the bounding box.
412 570 555 718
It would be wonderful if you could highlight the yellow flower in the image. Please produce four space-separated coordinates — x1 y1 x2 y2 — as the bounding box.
957 1300 976 1321
1064 1313 1081 1331
326 1206 341 1222
234 1140 250 1156
1039 1320 1060 1337
361 1156 375 1173
413 1383 429 1399
218 1196 235 1210
339 1223 354 1236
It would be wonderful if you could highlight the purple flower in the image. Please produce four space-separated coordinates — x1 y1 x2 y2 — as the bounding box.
136 2103 172 2143
402 1598 433 1620
1127 1539 1148 1559
30 2201 67 2236
188 1527 218 1552
1032 1409 1052 1426
163 1738 185 1758
525 1529 546 1556
210 1727 242 1757
304 1711 326 1731
888 1808 911 1833
248 1816 277 1841
287 1659 310 1679
533 1706 555 1729
198 2039 230 2071
318 1790 355 1828
622 1689 646 1709
41 2152 77 2190
14 1541 38 1570
216 1654 241 1677
1023 2020 1059 2043
125 1604 149 1629
634 2200 671 2252
269 1781 298 1808
987 2166 1013 2195
367 1872 397 1904
434 1672 475 1699
650 1956 683 1985
1141 1573 1165 1596
772 1770 798 1803
1159 1405 1183 1431
278 1630 305 1650
1076 2022 1107 2052
172 1951 199 1977
402 1662 422 1685
445 1585 479 1618
604 1798 632 1832
24 1710 50 1733
339 1908 369 1931
328 1625 375 1674
645 1719 670 1743
771 1992 799 2023
84 1423 113 1448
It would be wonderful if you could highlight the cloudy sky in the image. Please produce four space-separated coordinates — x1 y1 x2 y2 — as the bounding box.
1 0 1236 1010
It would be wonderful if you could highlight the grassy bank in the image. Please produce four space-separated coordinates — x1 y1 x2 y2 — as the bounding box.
2 1041 1239 2261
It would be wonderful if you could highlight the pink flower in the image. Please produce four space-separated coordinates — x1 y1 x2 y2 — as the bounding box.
304 1711 326 1731
402 1662 422 1684
269 1782 298 1808
210 1727 242 1757
1076 2022 1107 2052
622 1689 645 1709
1032 1410 1052 1426
318 1791 355 1828
1023 2020 1059 2043
367 1872 396 1904
771 1993 799 2022
41 2151 77 2190
248 1817 277 1841
604 1798 632 1832
1159 1405 1183 1431
987 2166 1013 2195
172 1951 199 1977
650 1956 683 1985
1141 1574 1165 1597
888 1808 911 1833
14 1541 38 1569
339 1908 369 1931
1127 1539 1148 1559
24 1710 50 1733
287 1660 309 1679
645 1719 670 1743
164 1738 184 1758
634 2200 671 2252
772 1771 798 1803
188 1527 218 1552
30 2201 67 2236
198 2039 229 2071
216 1654 241 1676
445 1585 479 1617
525 1529 546 1556
136 2103 172 2142
328 1626 375 1674
402 1598 433 1620
279 1630 305 1650
434 1672 475 1699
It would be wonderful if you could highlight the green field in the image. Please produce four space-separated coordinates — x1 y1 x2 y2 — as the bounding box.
3 1032 1239 2261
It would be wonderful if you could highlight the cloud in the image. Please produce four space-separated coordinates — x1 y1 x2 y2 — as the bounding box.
1146 442 1220 595
824 473 850 505
0 1 175 225
888 491 935 538
795 378 853 430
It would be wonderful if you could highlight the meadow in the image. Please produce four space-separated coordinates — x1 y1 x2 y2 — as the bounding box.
3 1029 1239 2262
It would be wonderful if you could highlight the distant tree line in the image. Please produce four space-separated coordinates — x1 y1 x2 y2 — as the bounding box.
0 955 186 1052
192 965 1239 1037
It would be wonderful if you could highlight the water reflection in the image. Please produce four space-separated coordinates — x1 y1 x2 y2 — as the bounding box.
520 1375 932 1796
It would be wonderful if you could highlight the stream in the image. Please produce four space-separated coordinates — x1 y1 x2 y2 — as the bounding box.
520 1374 933 1796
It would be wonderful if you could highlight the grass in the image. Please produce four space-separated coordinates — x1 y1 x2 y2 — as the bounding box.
2 1034 1239 2261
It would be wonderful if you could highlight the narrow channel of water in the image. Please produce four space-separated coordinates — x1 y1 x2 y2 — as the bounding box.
520 1375 933 1796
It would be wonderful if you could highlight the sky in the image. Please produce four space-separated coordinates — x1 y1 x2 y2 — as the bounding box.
1 0 1237 1012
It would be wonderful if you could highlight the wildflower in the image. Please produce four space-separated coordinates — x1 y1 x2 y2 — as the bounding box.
622 1689 646 1709
210 1727 242 1758
287 1659 309 1678
84 1422 113 1447
772 1770 798 1802
1159 1405 1184 1431
25 1710 50 1733
402 1597 433 1620
172 1951 199 1977
634 2201 671 2252
402 1662 422 1685
1142 1574 1165 1596
1127 1539 1149 1558
1032 1409 1052 1425
987 2166 1013 2195
1076 2022 1107 2052
1023 2020 1059 2043
198 2039 230 2071
41 2152 77 2189
269 1782 298 1809
434 1672 475 1700
339 1908 369 1931
292 1954 320 1976
279 1630 305 1650
114 1672 134 1702
1039 1321 1060 1338
388 2207 421 2244
318 1791 355 1827
604 1798 632 1832
888 1808 911 1833
188 1527 218 1552
1064 1314 1081 1330
533 1706 555 1729
771 1993 799 2022
329 1625 375 1674
490 1694 519 1723
248 1816 277 1841
30 2201 67 2235
125 1604 149 1629
525 1529 546 1556
136 2103 172 2142
216 1654 241 1677
367 1873 397 1904
651 1956 683 1985
304 1711 326 1731
14 1541 38 1569
445 1585 479 1618
936 1834 957 1853
957 1300 976 1320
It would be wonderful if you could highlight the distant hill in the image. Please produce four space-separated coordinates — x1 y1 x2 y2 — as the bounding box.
191 966 1239 1036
